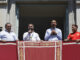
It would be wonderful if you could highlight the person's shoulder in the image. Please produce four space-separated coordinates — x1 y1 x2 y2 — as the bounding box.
56 28 61 31
11 31 16 35
78 32 80 35
23 32 28 35
0 30 8 35
76 32 80 35
34 32 39 35
46 28 51 31
0 30 6 33
76 32 80 34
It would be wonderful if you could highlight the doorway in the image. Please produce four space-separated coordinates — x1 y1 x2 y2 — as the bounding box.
18 4 66 40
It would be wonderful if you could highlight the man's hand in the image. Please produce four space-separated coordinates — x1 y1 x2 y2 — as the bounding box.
28 29 32 33
64 39 70 42
76 39 80 43
51 30 57 35
0 40 6 42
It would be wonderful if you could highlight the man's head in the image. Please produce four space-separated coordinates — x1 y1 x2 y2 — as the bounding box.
51 20 57 28
5 23 11 32
72 24 78 33
28 24 34 30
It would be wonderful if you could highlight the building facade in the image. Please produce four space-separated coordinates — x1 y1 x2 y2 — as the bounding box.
0 0 80 40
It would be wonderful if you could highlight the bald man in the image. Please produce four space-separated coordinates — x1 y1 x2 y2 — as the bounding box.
44 20 62 41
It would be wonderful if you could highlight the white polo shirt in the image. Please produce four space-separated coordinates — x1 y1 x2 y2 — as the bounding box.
0 30 18 41
23 32 41 42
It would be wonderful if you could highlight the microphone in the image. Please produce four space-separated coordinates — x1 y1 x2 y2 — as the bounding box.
28 29 32 33
28 28 33 33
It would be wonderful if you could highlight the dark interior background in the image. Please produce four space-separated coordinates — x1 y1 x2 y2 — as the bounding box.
18 4 66 40
19 17 64 40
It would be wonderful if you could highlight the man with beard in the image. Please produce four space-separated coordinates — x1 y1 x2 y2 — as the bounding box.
23 24 41 42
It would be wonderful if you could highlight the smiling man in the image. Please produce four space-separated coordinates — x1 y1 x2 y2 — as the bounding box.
64 24 80 42
0 23 18 41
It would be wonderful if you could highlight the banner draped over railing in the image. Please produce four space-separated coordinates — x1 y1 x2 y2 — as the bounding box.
0 41 80 60
17 41 62 60
0 42 18 60
62 42 80 60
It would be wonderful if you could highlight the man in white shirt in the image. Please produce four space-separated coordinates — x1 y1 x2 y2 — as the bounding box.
44 20 62 41
0 23 18 41
23 24 41 42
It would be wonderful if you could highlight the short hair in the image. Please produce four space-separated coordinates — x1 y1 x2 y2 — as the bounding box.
5 23 11 27
72 24 78 28
51 19 57 23
28 23 34 27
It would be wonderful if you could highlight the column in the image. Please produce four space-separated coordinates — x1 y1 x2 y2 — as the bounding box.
68 0 75 33
76 4 80 32
8 1 19 37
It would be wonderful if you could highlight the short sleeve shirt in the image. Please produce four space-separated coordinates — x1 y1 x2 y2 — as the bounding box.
67 32 80 40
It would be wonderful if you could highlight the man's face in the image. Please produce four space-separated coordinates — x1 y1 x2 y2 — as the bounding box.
28 24 34 30
51 20 57 28
72 25 77 33
6 24 11 31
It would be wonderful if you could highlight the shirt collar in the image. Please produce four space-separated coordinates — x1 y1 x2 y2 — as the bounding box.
51 27 56 30
5 29 12 33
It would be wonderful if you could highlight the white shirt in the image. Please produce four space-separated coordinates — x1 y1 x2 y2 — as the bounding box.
0 30 18 41
44 28 62 41
23 32 41 42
